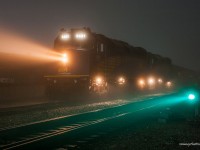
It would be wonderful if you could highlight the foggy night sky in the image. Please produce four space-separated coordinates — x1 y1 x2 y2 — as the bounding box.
0 0 200 71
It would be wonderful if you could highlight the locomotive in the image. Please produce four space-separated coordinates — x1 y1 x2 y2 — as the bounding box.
0 27 198 105
45 27 184 99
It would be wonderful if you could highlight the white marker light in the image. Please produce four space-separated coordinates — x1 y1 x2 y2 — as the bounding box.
75 33 86 40
61 33 70 40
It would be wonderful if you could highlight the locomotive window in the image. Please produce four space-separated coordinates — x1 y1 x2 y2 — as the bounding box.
97 43 104 53
151 58 154 64
100 43 104 52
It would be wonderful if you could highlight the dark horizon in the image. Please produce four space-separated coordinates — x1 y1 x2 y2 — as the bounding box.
0 0 200 71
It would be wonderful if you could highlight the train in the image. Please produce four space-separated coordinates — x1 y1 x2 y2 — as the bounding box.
0 27 199 104
44 27 199 99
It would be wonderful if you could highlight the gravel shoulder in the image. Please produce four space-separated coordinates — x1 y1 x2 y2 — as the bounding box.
0 92 170 129
81 117 200 150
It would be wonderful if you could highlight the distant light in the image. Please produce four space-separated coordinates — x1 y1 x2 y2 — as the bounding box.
188 94 195 100
138 78 145 88
166 81 172 88
61 33 70 40
158 78 163 84
186 90 199 102
118 77 125 85
75 33 86 40
148 77 155 85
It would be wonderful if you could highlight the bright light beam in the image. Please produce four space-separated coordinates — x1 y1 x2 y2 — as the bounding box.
0 27 62 66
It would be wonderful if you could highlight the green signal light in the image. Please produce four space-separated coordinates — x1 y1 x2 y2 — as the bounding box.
188 94 195 100
186 89 199 101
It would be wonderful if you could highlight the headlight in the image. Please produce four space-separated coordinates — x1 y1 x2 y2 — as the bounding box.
96 77 102 84
60 33 70 40
93 76 104 86
75 32 86 40
61 53 68 63
95 76 103 85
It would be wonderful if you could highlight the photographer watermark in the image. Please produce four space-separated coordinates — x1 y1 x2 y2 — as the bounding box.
179 143 200 147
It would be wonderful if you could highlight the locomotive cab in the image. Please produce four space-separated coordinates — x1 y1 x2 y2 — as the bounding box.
45 28 93 100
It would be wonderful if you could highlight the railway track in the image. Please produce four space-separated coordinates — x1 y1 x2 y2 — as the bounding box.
0 92 182 150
